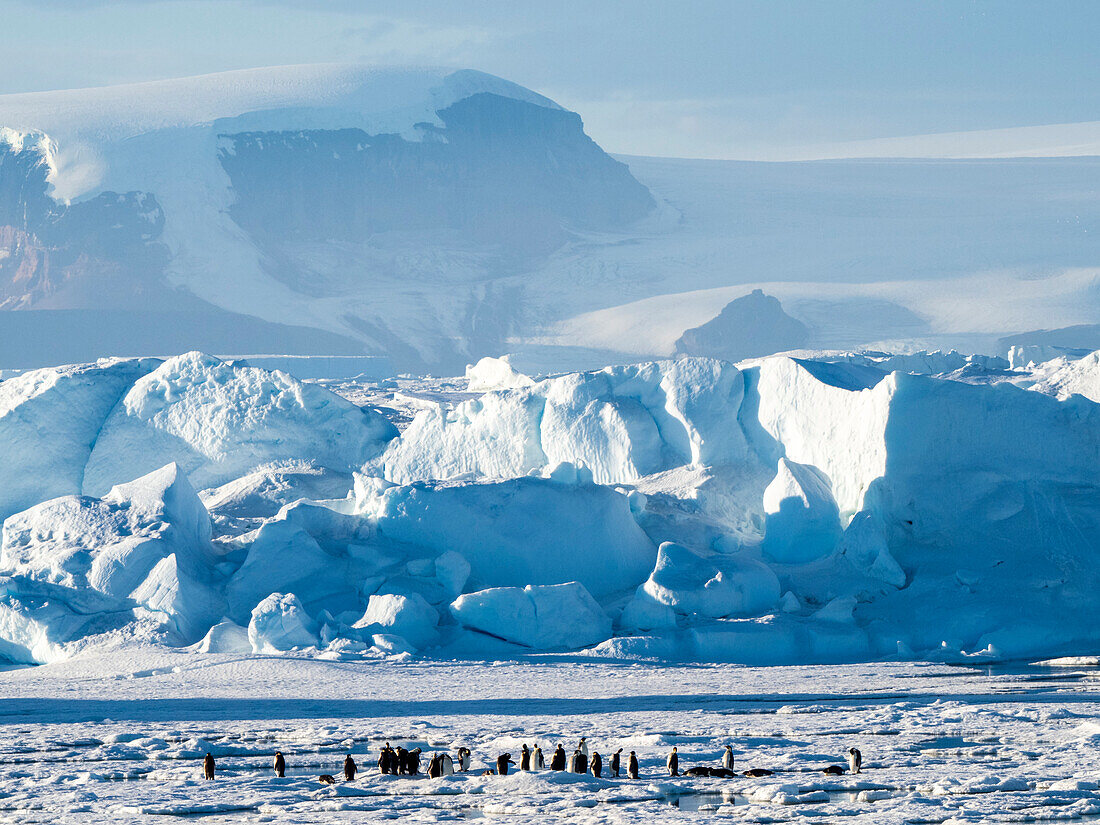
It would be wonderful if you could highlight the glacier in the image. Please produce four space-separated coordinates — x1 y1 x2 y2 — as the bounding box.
0 349 1096 666
2 66 1098 375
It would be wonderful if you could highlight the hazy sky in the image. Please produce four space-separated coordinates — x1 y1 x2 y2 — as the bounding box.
1 0 1096 158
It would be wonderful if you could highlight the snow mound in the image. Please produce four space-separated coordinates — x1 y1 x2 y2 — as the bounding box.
0 358 159 521
1024 350 1100 403
83 352 397 495
196 620 251 654
377 358 748 485
353 593 439 651
358 471 657 598
248 592 319 653
200 463 355 520
465 356 536 392
621 542 780 630
450 582 611 650
0 464 221 643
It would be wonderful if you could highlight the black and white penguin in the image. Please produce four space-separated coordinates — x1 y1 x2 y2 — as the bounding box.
627 751 639 779
551 744 566 771
318 774 337 785
387 745 399 775
344 753 357 781
822 765 845 775
407 748 422 776
273 750 285 778
721 745 734 771
203 753 215 780
456 747 471 773
568 749 579 773
742 768 773 777
611 748 622 777
520 744 530 771
426 753 441 778
578 737 589 758
496 753 515 776
666 747 679 777
532 744 544 770
590 751 602 778
377 747 388 775
397 747 410 774
575 750 588 774
440 752 455 775
848 747 862 775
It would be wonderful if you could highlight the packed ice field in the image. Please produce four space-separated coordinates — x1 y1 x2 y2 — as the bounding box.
5 652 1100 823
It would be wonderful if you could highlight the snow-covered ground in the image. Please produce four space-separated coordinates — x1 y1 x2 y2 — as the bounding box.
4 651 1100 823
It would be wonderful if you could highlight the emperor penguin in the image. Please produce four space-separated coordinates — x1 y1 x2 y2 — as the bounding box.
532 744 544 770
318 774 337 785
203 752 215 780
496 753 515 776
611 748 622 777
274 750 285 777
397 747 410 774
578 737 589 758
426 753 441 778
667 747 679 777
520 744 531 771
551 744 566 771
627 751 639 779
407 748 422 776
576 750 588 774
568 749 579 773
440 752 455 775
344 753 357 781
590 751 602 778
457 747 471 772
848 747 862 775
721 745 734 771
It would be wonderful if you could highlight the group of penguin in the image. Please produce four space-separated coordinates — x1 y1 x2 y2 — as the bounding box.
201 740 863 783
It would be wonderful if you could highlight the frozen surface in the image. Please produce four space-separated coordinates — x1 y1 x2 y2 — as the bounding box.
3 652 1100 823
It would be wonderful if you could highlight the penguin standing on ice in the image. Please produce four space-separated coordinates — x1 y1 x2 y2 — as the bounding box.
426 754 441 778
848 747 862 775
627 751 639 779
611 748 622 777
520 744 531 771
532 744 544 770
572 752 589 778
407 748 422 775
496 753 515 776
666 747 679 777
397 747 410 774
551 744 566 771
590 751 602 778
457 747 471 772
440 752 455 775
344 754 358 781
578 737 589 758
721 745 734 771
273 750 285 778
203 753 215 780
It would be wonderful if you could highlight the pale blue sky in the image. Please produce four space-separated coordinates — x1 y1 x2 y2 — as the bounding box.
1 0 1096 158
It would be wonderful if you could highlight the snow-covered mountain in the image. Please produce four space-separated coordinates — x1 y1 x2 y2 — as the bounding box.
0 65 653 371
2 65 1097 373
